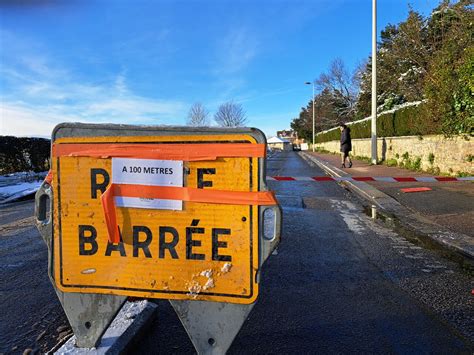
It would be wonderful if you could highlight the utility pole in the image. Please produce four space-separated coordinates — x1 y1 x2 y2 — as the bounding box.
371 0 377 164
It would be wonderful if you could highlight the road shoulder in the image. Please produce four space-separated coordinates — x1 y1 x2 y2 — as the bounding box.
299 151 474 260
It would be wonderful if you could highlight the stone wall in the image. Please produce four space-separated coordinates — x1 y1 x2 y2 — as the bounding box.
315 135 473 175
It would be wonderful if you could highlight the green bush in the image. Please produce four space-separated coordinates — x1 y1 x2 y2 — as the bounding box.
386 158 398 167
427 166 441 175
0 136 50 174
353 155 372 164
413 157 422 171
315 104 443 143
424 34 473 136
428 153 435 165
400 156 422 171
315 146 330 154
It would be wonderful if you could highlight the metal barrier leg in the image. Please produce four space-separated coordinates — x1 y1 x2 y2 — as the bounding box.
35 181 127 348
170 300 254 355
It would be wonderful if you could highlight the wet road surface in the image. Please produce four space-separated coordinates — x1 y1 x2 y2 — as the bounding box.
135 151 473 353
1 151 472 354
0 200 70 354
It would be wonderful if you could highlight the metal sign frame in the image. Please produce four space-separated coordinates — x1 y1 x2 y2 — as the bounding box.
35 123 281 352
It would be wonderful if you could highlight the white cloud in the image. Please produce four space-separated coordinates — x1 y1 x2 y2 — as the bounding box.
1 92 186 137
213 28 259 75
20 56 66 78
115 74 127 95
21 82 69 100
0 28 189 137
0 82 186 136
0 102 79 137
206 27 260 103
1 49 186 136
83 96 184 119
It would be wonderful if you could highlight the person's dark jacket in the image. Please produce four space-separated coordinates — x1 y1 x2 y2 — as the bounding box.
340 127 352 153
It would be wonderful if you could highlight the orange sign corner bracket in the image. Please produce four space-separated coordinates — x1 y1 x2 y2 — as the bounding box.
100 183 278 244
44 170 53 185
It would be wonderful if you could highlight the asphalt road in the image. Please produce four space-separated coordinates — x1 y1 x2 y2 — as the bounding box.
0 151 472 354
371 181 474 237
0 199 70 354
135 151 473 354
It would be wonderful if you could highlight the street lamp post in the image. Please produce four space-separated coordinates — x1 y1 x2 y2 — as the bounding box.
305 81 315 152
371 0 378 164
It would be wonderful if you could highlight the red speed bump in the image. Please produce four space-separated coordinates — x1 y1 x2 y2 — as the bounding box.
272 176 296 181
400 187 432 193
394 177 417 182
435 177 458 182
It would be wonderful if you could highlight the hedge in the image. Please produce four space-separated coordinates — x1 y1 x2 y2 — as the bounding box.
0 136 51 174
315 104 440 143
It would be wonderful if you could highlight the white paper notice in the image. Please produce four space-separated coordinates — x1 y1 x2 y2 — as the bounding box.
112 158 183 210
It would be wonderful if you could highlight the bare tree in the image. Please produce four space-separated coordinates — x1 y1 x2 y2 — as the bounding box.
316 58 359 120
187 102 210 126
214 101 247 127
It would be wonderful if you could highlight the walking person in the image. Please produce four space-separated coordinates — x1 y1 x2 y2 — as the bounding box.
339 123 352 168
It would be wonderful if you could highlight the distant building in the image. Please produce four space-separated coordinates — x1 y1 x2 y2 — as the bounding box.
267 136 292 151
276 129 297 144
276 129 306 145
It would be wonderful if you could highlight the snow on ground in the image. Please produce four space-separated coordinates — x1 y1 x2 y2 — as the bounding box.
0 171 47 204
56 300 150 354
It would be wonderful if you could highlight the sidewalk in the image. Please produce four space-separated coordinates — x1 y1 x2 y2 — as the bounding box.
300 151 474 259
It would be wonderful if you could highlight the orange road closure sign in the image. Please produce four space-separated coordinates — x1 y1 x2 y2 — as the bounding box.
50 126 278 304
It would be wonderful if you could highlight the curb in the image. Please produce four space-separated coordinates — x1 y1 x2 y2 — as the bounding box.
53 300 157 354
299 151 474 260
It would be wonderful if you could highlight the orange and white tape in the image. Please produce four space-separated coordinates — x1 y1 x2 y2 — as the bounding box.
266 176 473 182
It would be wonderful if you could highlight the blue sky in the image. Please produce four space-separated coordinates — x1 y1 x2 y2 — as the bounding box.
1 0 440 138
